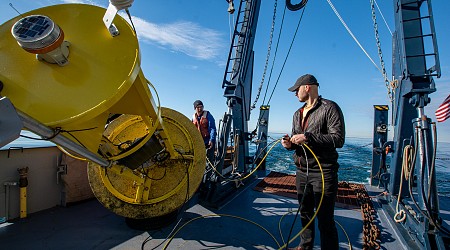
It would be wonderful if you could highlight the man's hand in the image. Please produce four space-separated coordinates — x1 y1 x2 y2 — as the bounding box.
208 141 213 149
281 134 292 148
290 134 308 145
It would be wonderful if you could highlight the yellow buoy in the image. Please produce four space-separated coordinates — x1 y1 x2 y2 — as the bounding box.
0 4 206 220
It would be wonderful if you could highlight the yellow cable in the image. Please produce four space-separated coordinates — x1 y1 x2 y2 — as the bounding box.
161 141 343 250
146 80 162 129
279 209 294 245
160 140 284 249
162 213 281 249
57 145 88 161
278 143 324 250
241 139 281 180
335 219 352 250
206 139 282 181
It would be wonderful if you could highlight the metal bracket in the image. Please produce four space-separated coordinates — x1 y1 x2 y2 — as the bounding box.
7 147 23 158
56 164 68 185
0 97 23 148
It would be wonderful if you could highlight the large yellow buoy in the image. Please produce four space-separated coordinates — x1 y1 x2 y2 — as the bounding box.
0 4 206 221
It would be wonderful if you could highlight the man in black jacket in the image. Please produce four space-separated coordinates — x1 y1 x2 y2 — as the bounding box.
281 74 345 250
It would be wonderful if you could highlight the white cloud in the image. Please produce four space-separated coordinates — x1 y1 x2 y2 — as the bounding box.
131 16 225 61
59 0 225 61
181 65 199 70
60 0 100 5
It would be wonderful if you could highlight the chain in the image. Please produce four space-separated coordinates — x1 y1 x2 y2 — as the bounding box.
340 182 381 249
370 0 394 104
251 0 277 110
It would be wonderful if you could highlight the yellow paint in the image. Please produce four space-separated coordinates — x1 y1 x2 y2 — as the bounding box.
97 109 201 205
374 105 389 111
88 108 206 219
0 4 159 153
19 187 27 218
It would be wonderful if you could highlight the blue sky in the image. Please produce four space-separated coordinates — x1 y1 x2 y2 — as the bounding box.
1 0 449 142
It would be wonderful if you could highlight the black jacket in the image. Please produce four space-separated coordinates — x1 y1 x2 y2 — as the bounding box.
290 96 345 172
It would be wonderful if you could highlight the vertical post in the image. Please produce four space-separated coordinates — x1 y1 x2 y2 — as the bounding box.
386 0 442 248
255 105 270 170
18 167 29 219
371 105 389 187
223 0 262 173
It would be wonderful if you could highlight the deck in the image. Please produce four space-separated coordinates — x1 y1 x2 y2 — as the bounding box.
1 171 449 249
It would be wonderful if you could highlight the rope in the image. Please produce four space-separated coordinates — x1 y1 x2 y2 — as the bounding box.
394 145 414 223
254 2 307 133
325 0 381 73
266 5 306 105
374 0 393 35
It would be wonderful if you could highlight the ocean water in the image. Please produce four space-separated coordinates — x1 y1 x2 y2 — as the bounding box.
261 134 450 197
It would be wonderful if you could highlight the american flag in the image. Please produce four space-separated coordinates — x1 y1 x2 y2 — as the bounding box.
435 94 450 122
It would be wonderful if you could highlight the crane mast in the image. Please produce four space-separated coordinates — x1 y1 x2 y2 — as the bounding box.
200 0 267 205
371 0 446 248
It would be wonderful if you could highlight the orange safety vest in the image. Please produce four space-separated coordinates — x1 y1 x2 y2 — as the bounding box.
193 111 210 140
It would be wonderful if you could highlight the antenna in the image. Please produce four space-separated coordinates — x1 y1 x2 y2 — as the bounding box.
9 3 23 17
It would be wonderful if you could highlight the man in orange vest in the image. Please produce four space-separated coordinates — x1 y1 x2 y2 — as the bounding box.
192 100 216 165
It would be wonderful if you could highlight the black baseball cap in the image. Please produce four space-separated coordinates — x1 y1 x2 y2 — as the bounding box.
193 100 203 108
288 74 319 92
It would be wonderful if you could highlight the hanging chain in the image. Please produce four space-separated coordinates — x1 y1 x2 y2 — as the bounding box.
370 0 394 104
251 0 278 110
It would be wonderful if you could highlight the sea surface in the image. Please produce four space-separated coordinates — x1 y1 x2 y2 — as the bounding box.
262 134 450 197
